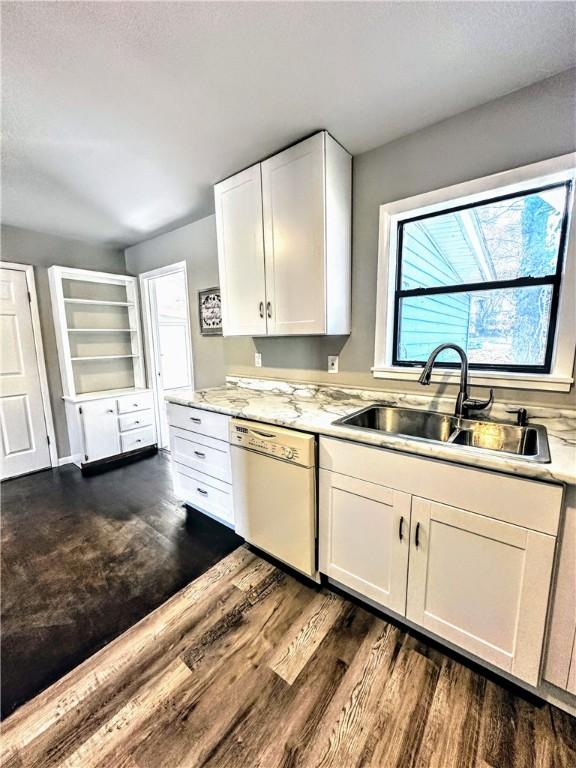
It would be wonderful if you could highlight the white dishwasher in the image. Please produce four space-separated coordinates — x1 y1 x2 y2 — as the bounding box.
230 419 318 581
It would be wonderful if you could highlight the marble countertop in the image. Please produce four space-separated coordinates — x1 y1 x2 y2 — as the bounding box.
165 377 576 485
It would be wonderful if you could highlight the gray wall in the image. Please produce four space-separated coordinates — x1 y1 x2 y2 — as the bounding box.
225 68 576 406
124 216 227 392
1 224 125 456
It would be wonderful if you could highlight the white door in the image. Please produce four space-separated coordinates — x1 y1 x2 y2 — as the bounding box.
147 269 192 448
0 268 51 479
319 469 411 615
215 164 267 336
80 398 120 462
261 132 326 335
406 498 556 685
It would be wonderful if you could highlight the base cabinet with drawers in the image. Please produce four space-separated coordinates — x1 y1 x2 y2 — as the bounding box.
167 402 234 528
64 390 157 466
319 437 563 687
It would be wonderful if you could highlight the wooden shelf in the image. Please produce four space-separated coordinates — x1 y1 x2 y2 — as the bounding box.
67 328 136 333
64 298 134 307
71 355 138 362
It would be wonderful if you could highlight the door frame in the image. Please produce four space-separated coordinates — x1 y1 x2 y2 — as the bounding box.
139 262 194 448
1 262 58 468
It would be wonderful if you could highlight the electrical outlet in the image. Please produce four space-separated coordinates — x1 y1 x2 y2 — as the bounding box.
328 355 339 373
255 352 262 368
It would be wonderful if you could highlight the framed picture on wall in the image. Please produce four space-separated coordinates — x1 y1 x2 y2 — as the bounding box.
198 287 223 336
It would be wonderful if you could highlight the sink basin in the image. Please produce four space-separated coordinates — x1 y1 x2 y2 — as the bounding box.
333 405 551 463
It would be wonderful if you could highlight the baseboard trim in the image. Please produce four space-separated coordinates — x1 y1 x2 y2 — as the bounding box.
58 455 78 467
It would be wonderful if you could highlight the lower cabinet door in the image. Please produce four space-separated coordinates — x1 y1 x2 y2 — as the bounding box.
406 497 556 685
80 399 120 462
319 469 411 615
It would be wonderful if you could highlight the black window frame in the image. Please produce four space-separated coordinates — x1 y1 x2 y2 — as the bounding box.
392 180 573 374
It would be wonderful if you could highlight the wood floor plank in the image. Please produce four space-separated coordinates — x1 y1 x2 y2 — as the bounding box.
269 590 344 685
1 547 254 765
59 659 192 768
359 640 440 768
132 574 312 768
297 619 401 768
3 551 573 768
415 658 485 768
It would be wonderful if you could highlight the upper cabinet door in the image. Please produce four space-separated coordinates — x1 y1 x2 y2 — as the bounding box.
214 165 267 336
406 498 556 685
261 133 327 336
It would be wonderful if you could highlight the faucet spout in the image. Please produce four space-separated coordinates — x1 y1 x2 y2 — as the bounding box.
418 343 493 419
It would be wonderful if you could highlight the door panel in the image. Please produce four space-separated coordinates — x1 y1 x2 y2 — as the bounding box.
407 498 555 685
262 133 326 335
80 399 120 462
215 164 267 336
319 470 411 614
0 269 51 479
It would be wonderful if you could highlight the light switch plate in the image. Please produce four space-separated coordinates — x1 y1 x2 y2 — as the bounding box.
328 355 339 373
255 352 262 368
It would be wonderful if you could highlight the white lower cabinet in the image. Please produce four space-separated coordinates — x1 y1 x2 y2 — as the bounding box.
406 498 555 686
80 398 121 462
318 437 561 687
319 470 411 614
167 404 234 528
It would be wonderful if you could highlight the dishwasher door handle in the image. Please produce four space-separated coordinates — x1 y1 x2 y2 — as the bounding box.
248 428 277 439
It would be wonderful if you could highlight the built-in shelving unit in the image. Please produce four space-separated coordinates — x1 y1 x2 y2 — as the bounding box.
48 266 146 398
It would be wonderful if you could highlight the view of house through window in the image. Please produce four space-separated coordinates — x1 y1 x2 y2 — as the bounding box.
394 182 572 372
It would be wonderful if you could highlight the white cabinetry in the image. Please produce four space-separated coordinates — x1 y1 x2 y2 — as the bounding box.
407 498 555 685
49 266 157 467
167 403 234 528
214 164 267 336
214 131 351 337
319 471 410 614
319 436 562 686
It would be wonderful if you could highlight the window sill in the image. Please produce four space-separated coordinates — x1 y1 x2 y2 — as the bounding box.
371 366 573 393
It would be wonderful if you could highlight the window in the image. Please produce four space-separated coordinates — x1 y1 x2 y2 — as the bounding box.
374 156 576 391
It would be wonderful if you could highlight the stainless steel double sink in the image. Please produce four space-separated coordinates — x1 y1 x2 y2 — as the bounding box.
333 405 551 463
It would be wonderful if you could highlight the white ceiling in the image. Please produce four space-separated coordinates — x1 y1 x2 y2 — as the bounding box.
2 1 575 247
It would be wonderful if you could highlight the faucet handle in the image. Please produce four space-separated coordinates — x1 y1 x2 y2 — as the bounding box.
464 388 494 414
506 407 528 427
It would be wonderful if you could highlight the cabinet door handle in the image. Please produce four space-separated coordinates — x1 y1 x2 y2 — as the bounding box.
415 522 421 548
190 417 202 424
259 301 264 318
107 409 114 414
399 516 404 541
197 487 208 495
194 451 206 458
266 301 272 319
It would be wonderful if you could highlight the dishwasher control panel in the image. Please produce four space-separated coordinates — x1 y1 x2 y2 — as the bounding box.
229 419 316 467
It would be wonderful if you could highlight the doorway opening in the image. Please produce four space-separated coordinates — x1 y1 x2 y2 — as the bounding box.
140 263 193 449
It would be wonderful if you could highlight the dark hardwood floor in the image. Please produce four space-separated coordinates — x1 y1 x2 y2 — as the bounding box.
2 547 575 768
0 452 242 718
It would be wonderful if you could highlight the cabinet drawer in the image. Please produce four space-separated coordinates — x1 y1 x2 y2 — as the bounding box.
167 402 229 442
119 410 153 433
172 462 234 526
169 427 231 483
117 393 153 414
120 426 155 453
319 437 562 535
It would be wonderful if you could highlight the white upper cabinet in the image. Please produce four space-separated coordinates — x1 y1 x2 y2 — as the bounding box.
214 164 267 336
214 132 351 337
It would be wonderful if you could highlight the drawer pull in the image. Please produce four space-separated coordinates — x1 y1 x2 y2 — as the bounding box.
415 522 421 548
133 403 139 407
135 420 140 424
197 487 208 495
190 417 202 424
194 451 206 458
107 409 114 414
399 516 404 541
136 439 142 443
